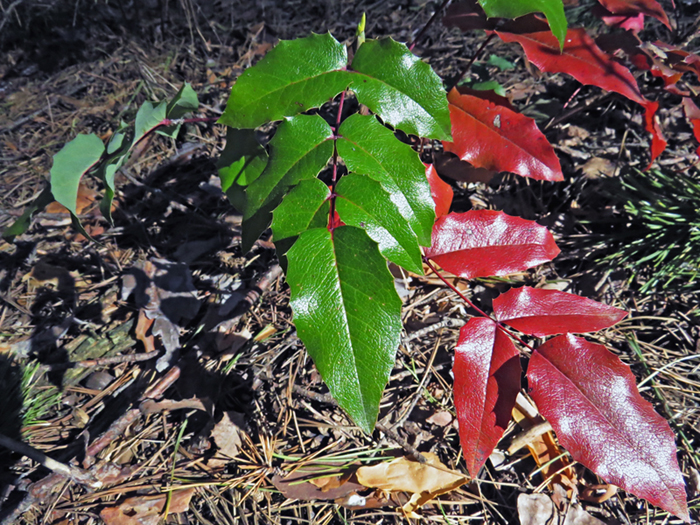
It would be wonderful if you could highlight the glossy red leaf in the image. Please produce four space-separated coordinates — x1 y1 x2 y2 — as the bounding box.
453 318 521 477
682 97 700 158
496 28 667 165
493 286 627 336
444 88 563 181
425 210 560 279
597 0 671 30
528 335 689 522
425 164 453 218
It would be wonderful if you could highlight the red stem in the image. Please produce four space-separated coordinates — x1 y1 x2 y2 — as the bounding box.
423 257 536 352
328 91 347 232
409 0 453 51
447 32 496 91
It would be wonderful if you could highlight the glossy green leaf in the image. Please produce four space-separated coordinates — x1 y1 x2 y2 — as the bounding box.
134 101 167 145
242 115 334 251
478 0 567 50
217 128 268 213
335 174 423 274
487 54 515 70
350 38 452 140
287 226 403 432
271 177 330 242
2 186 55 241
337 114 434 247
219 33 352 129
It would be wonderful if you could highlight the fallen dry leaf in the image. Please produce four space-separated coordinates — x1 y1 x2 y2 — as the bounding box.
355 453 469 516
210 411 245 465
271 469 365 501
563 505 607 525
518 493 556 525
100 488 195 525
580 157 617 179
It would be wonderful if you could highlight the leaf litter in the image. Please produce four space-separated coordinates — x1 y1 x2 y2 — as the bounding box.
0 1 699 524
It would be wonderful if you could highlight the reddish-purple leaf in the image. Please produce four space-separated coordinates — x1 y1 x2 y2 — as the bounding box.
528 335 689 522
682 97 700 158
496 28 667 164
444 88 563 182
597 0 671 31
426 163 453 218
453 318 521 477
425 210 560 279
493 286 627 336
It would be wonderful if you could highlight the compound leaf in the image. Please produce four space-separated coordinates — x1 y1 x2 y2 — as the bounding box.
336 173 423 274
496 27 666 164
287 226 403 433
453 318 521 477
493 286 627 336
350 38 452 140
528 335 689 522
425 210 560 279
337 114 435 246
444 88 563 181
219 33 351 129
242 115 334 251
479 0 567 49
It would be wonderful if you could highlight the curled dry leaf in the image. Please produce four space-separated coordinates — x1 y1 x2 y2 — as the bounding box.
355 453 469 516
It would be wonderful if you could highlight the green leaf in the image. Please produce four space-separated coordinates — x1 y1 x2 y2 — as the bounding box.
219 33 352 129
134 101 167 145
2 186 55 241
287 226 403 432
49 133 105 240
50 134 105 216
271 177 330 242
99 124 131 225
337 114 435 247
350 38 452 140
336 174 424 274
159 83 199 139
478 0 567 50
242 115 334 251
487 54 515 71
217 128 268 212
166 83 199 119
471 80 506 96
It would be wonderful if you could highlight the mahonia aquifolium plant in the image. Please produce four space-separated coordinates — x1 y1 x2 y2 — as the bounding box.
3 2 691 519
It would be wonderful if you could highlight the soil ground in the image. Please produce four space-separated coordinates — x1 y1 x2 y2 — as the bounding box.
0 1 699 524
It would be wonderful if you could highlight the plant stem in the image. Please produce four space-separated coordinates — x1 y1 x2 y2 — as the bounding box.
329 91 348 231
448 32 496 91
409 0 453 51
423 257 536 351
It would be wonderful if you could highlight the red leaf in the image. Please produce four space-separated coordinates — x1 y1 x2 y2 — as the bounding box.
444 89 563 181
493 286 627 336
425 164 453 217
425 210 560 279
528 335 689 522
496 28 667 164
453 318 521 477
455 85 515 111
682 97 700 158
643 101 666 169
597 0 672 30
602 12 646 32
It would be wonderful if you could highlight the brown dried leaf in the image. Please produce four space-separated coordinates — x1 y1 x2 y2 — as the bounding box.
518 493 556 525
355 453 468 515
99 488 195 525
209 411 245 465
272 469 364 501
580 157 617 179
